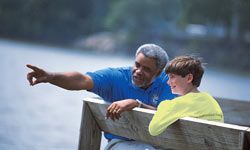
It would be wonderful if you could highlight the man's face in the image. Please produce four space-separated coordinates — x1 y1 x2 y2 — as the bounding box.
132 53 161 89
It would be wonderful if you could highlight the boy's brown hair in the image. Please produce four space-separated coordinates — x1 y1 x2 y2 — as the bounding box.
165 55 204 87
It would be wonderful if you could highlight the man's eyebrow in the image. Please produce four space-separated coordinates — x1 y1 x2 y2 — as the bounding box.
135 61 140 65
135 61 154 71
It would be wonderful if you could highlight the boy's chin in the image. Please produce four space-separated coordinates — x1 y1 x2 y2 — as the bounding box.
171 90 179 95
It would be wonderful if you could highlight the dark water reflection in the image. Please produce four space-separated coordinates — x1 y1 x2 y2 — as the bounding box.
0 39 249 150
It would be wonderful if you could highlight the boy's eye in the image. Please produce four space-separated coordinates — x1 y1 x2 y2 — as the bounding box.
168 74 174 78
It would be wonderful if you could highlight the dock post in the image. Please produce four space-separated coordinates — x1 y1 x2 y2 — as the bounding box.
78 102 101 150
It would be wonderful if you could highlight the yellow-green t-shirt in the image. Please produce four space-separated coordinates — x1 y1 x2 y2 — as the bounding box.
149 92 224 136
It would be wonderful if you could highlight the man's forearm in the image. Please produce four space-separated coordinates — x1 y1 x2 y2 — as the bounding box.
49 72 92 90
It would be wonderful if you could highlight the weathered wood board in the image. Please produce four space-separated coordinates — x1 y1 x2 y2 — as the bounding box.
78 97 250 150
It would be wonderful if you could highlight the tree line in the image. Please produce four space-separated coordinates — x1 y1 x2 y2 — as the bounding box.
0 0 249 72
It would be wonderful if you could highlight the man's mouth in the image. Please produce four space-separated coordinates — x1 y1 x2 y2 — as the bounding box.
133 76 143 82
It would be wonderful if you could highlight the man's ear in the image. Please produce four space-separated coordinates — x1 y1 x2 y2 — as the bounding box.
187 74 193 83
156 69 162 76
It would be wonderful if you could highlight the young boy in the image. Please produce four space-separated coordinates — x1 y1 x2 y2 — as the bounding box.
149 55 224 136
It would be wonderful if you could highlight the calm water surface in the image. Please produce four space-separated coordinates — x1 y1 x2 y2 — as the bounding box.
0 39 249 150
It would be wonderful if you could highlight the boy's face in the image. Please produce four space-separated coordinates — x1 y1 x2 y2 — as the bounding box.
132 53 161 89
167 73 192 95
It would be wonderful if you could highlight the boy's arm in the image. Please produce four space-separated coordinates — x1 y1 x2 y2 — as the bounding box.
149 101 181 136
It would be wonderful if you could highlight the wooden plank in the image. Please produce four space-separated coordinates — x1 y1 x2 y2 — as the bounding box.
78 101 102 150
83 97 248 150
215 97 250 126
243 128 250 150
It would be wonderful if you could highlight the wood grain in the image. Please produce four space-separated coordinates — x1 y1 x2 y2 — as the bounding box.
78 101 102 150
216 97 250 126
80 97 250 150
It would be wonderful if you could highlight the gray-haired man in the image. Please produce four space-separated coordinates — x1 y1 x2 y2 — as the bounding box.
26 43 176 149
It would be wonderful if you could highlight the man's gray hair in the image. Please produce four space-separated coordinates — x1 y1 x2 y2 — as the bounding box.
135 44 169 70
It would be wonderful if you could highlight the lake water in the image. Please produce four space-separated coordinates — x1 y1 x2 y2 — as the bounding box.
0 39 250 150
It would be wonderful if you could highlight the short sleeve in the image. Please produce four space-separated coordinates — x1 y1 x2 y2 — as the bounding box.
86 67 128 102
86 68 116 102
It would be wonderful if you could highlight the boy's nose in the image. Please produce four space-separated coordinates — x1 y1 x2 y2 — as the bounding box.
167 79 171 85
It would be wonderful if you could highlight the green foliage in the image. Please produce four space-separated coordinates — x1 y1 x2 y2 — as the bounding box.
179 0 232 25
1 0 250 43
0 0 250 71
178 0 250 33
104 0 181 46
0 0 95 43
106 0 181 29
239 0 250 31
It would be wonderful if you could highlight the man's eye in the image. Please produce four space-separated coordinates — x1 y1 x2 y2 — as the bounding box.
135 62 140 68
144 68 151 73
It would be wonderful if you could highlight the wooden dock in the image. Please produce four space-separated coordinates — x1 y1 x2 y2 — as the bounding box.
215 97 250 126
78 97 250 150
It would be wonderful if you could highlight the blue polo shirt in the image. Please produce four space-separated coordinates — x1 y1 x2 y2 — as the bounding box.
86 67 176 140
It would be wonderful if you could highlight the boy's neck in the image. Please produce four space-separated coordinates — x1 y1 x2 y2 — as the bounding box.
183 86 199 95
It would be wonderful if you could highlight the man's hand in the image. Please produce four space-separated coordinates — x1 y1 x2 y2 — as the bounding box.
26 64 53 86
106 99 139 121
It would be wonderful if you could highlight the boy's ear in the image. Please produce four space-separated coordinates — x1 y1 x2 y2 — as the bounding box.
187 74 193 83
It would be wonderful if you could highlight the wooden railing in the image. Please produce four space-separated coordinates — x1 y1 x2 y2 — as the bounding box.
78 97 250 150
215 97 250 126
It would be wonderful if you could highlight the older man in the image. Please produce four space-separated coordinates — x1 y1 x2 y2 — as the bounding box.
26 43 176 149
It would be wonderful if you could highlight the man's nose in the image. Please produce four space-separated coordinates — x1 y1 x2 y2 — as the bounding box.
136 67 143 74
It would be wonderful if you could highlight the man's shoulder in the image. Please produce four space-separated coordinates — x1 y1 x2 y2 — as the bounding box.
87 67 130 75
160 70 167 77
114 66 131 72
101 66 131 73
152 71 168 86
104 67 131 76
92 67 132 82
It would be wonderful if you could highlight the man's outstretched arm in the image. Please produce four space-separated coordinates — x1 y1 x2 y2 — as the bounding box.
26 64 93 90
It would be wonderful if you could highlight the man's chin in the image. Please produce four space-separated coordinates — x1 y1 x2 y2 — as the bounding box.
132 80 145 88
